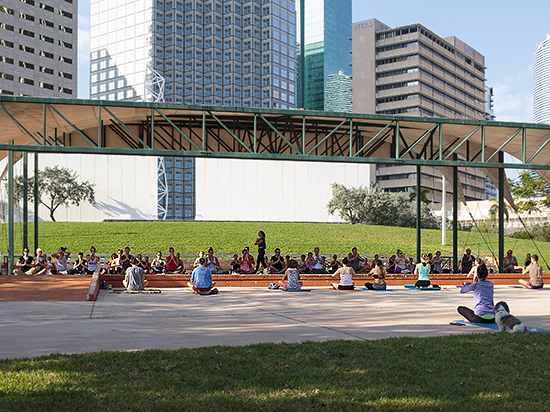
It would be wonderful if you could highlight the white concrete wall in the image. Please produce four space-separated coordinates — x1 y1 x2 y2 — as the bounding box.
195 158 376 222
0 154 157 222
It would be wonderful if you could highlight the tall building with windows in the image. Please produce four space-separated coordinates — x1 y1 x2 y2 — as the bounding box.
90 0 296 109
533 34 550 124
352 19 489 206
0 0 77 97
296 0 352 111
89 0 297 220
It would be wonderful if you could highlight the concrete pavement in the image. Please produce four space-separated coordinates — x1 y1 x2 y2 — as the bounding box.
1 285 549 359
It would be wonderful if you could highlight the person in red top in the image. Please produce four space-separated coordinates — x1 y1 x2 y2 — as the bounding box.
165 247 179 274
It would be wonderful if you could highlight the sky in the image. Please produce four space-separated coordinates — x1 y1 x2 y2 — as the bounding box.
77 0 550 124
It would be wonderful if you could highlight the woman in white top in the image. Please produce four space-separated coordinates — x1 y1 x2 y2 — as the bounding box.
331 257 355 290
87 246 99 273
205 247 223 274
394 249 408 273
52 247 71 274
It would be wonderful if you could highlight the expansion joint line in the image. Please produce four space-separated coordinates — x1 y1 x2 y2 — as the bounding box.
226 295 366 341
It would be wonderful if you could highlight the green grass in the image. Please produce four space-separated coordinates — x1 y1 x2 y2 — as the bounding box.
1 221 548 261
1 333 549 411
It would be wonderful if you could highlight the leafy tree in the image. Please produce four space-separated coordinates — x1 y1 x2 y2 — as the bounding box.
509 170 550 215
327 183 440 229
409 186 430 205
13 166 96 221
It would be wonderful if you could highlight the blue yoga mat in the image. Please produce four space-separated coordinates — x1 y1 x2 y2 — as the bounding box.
451 320 548 332
404 284 441 290
356 286 397 292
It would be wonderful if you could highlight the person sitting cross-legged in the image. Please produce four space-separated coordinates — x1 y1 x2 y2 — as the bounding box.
269 248 286 274
188 257 217 294
279 259 303 291
123 257 149 291
13 247 34 275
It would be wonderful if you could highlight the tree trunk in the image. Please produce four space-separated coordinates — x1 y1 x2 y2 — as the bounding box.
49 208 56 222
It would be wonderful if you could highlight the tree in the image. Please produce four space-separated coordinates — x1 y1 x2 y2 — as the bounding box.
409 186 430 205
509 170 550 215
327 182 440 229
13 166 96 221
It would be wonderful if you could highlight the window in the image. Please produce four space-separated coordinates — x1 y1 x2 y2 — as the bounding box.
0 39 15 48
185 209 193 218
59 56 72 64
19 45 35 53
59 40 72 48
19 77 34 85
40 66 54 74
185 184 192 193
40 3 54 12
59 24 72 33
59 9 72 18
59 71 72 79
40 35 54 43
0 73 14 80
0 56 14 64
0 24 14 32
19 61 34 70
39 50 54 58
41 19 54 28
0 6 14 15
39 82 53 90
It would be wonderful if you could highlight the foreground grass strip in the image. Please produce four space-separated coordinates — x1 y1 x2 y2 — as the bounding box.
1 333 549 411
2 221 547 259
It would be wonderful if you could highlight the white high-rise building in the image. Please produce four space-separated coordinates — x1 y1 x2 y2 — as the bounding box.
533 35 550 124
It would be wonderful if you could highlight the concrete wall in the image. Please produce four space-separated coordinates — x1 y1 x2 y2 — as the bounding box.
0 153 157 222
195 158 376 222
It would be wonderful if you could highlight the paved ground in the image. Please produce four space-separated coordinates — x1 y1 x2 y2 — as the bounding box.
0 285 549 359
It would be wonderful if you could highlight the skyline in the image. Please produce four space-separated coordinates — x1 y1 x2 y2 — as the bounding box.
77 0 550 124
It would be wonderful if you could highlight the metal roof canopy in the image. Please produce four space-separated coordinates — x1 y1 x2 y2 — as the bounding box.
0 96 549 172
0 96 546 274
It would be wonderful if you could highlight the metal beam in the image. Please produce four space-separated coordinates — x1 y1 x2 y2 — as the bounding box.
498 151 505 273
209 111 254 154
0 104 42 145
399 124 438 160
486 128 523 163
154 109 202 151
353 120 394 158
7 146 14 275
34 152 38 251
258 114 301 154
23 152 28 250
443 125 481 161
453 156 458 273
416 165 421 263
102 106 149 149
47 104 98 148
306 118 348 156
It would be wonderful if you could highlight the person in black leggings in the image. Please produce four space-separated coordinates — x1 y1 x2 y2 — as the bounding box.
254 230 266 272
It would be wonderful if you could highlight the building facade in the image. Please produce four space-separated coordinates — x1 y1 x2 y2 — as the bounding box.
296 0 352 111
90 0 296 109
533 34 550 124
352 19 490 207
89 0 298 220
0 0 77 97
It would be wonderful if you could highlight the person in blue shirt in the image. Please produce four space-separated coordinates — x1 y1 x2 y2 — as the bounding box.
188 257 217 295
457 263 495 323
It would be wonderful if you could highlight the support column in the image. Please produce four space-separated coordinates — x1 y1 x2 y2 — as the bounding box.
441 175 446 245
22 152 28 250
498 152 505 273
416 165 421 262
8 147 14 275
34 152 39 251
453 158 458 273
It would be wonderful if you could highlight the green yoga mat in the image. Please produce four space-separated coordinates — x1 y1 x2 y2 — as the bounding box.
404 284 441 290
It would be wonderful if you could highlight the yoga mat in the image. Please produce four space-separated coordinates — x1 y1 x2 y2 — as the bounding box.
508 285 550 290
451 320 548 332
113 289 161 294
356 286 397 292
404 284 441 290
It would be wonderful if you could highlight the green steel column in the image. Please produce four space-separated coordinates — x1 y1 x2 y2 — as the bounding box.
22 152 28 250
416 164 421 262
453 157 458 272
34 152 39 251
498 151 505 273
299 0 305 108
8 147 14 275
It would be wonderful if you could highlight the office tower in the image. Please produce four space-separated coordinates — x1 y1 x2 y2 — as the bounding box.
325 70 352 112
89 0 297 219
90 0 296 109
0 0 77 97
352 19 489 205
533 35 550 124
296 0 352 111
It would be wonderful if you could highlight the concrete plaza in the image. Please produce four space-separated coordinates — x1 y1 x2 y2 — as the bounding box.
1 285 549 359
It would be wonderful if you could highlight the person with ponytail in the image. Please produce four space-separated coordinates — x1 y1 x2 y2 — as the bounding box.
414 253 432 288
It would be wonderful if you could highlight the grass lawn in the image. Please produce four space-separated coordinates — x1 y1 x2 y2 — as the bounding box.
0 333 549 411
1 221 548 262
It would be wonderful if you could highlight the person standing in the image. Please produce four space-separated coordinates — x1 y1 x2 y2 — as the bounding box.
254 231 266 272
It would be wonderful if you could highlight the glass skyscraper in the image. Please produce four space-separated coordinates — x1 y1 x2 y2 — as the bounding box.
90 0 296 109
296 0 352 111
533 35 550 124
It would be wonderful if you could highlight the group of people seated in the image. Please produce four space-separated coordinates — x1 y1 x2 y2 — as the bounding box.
13 246 99 275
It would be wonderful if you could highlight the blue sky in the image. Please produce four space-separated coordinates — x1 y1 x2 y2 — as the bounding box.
78 0 550 124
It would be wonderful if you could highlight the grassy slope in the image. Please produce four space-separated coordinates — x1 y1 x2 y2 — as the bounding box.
1 221 548 261
0 333 549 411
